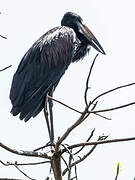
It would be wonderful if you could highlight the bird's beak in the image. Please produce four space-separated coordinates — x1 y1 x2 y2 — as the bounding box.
79 23 106 55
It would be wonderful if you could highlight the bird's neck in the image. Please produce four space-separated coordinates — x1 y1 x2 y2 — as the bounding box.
72 40 89 62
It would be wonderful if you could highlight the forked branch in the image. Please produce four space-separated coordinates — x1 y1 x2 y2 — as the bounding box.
62 135 108 176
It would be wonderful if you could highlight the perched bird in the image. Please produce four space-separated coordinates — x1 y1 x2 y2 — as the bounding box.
10 12 105 142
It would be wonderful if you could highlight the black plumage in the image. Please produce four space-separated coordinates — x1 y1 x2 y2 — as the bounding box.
10 12 105 122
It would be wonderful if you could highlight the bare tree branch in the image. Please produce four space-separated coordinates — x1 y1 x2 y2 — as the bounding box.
55 104 90 152
74 165 78 180
94 112 111 120
0 142 51 159
0 179 23 180
0 34 7 39
63 145 97 176
73 128 95 155
63 135 108 176
0 65 12 72
48 95 111 121
91 82 135 104
14 165 35 180
1 51 135 180
48 95 82 114
61 155 70 172
89 101 135 114
68 153 72 180
66 136 135 150
61 144 74 160
55 98 98 152
33 143 52 152
84 54 99 106
0 160 50 166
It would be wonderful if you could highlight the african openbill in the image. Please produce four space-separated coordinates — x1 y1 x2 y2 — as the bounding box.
10 12 105 143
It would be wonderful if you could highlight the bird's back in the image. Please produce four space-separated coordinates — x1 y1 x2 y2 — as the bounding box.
10 26 76 121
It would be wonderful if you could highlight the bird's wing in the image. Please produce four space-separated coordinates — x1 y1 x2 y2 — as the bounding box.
10 26 76 121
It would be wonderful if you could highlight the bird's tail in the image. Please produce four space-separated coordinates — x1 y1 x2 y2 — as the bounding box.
11 83 52 122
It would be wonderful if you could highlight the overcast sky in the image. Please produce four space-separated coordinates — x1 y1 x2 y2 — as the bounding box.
0 0 135 179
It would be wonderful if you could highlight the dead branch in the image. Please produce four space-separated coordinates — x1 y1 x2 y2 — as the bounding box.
0 142 51 159
61 144 74 160
47 95 111 122
84 54 99 106
55 98 98 152
73 128 95 155
89 101 135 114
62 135 108 176
33 142 52 152
62 136 108 176
63 144 96 176
0 179 23 180
94 113 111 120
65 136 135 150
61 155 70 172
0 160 50 166
48 95 82 114
0 34 7 39
0 65 12 72
1 51 135 180
74 166 78 180
68 153 72 179
91 82 135 104
14 165 35 180
55 104 90 152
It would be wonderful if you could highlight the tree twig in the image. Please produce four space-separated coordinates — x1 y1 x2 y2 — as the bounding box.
61 155 70 172
73 128 95 155
89 101 135 114
0 65 12 72
91 82 135 104
0 142 51 159
65 136 135 150
68 153 72 180
63 145 97 176
47 95 82 114
0 178 22 180
14 165 35 180
33 143 52 152
0 160 50 166
94 112 111 120
74 165 78 180
55 99 97 152
55 105 90 151
62 135 108 176
0 34 7 39
84 54 99 106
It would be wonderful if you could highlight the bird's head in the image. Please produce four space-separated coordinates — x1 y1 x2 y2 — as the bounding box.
61 12 106 55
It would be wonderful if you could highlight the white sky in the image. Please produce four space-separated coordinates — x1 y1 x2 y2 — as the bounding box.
0 0 135 179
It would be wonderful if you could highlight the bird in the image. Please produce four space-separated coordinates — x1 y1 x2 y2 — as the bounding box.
10 12 105 142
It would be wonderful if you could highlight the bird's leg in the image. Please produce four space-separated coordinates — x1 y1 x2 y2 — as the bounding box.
48 89 54 144
44 94 51 142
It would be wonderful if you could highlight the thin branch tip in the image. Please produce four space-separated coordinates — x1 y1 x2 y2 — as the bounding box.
84 54 99 106
0 65 12 72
